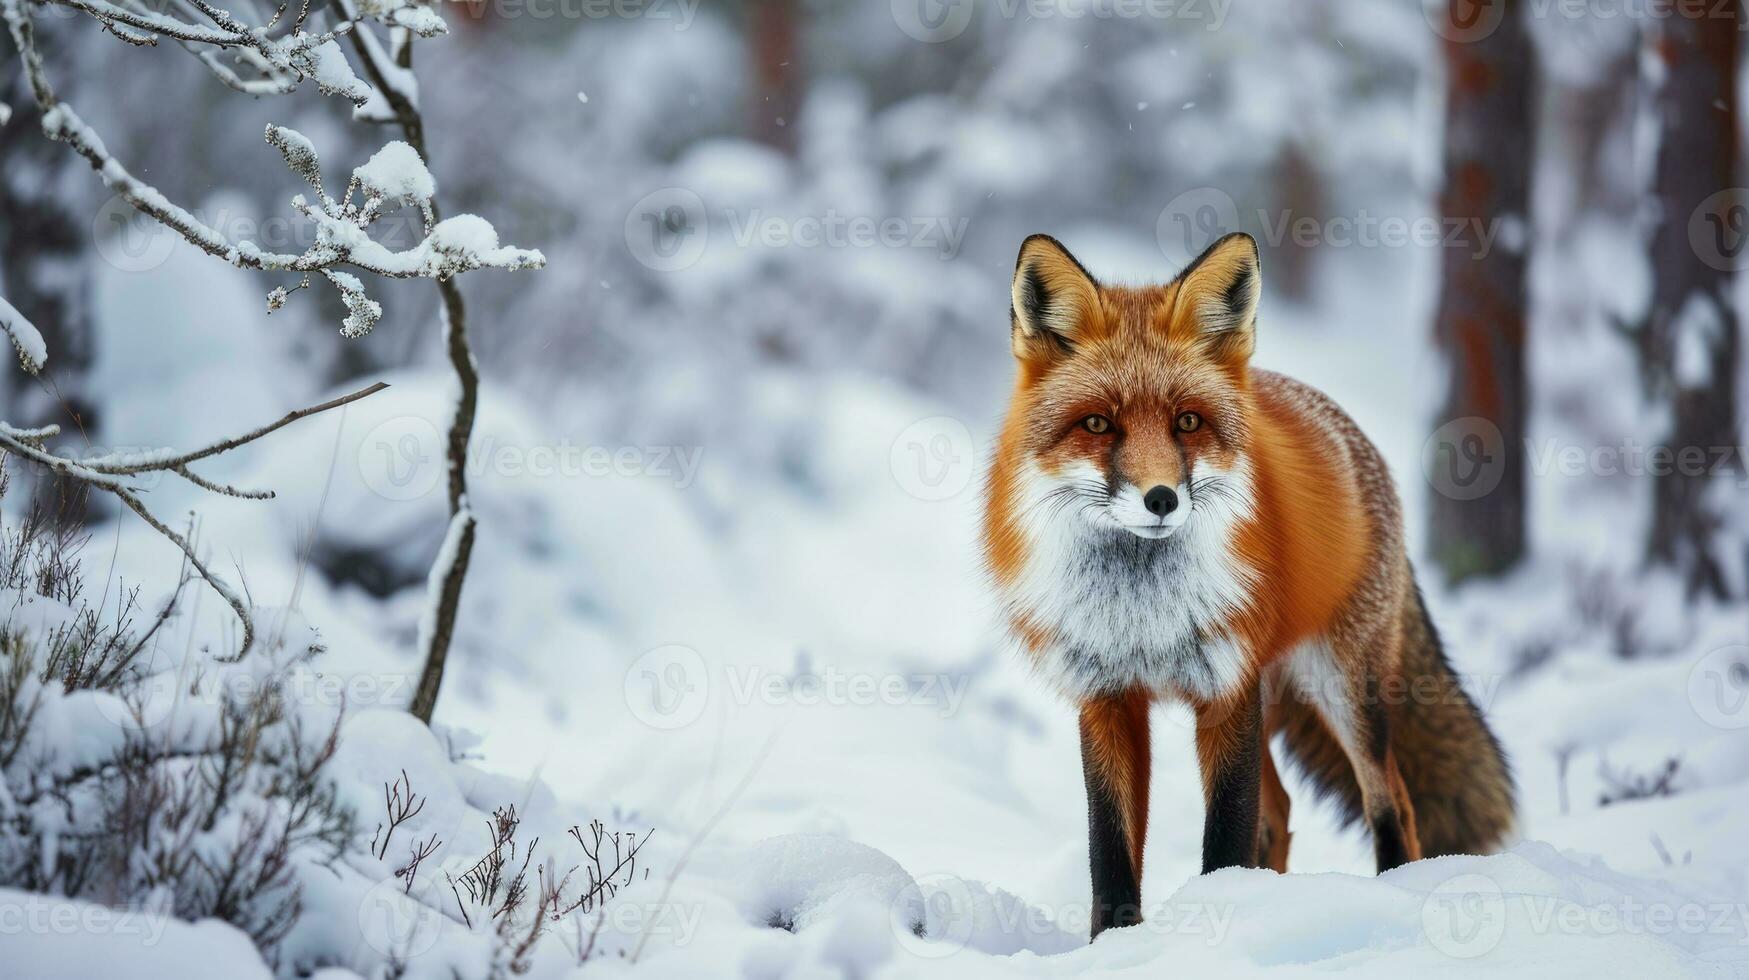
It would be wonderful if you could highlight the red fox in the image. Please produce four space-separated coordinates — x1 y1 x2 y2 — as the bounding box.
981 233 1515 938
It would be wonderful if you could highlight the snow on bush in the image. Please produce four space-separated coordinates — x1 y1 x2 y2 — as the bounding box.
0 507 666 978
0 516 352 966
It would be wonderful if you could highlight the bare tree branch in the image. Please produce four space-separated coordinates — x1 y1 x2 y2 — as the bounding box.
83 382 388 476
2 0 541 343
8 0 538 724
0 382 388 660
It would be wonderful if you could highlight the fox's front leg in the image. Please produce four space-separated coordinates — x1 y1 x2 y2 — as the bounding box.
1194 681 1263 873
1079 690 1150 939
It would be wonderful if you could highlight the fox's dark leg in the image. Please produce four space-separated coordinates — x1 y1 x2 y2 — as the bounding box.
1079 690 1150 939
1256 736 1292 873
1355 705 1423 872
1194 681 1263 874
1309 663 1424 873
1370 750 1421 872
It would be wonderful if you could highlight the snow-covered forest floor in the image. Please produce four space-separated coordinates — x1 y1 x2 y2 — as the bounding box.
5 218 1745 978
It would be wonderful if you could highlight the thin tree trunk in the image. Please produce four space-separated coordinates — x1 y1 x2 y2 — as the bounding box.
749 0 801 155
1640 0 1741 600
344 29 478 723
1428 0 1535 584
1268 141 1323 303
409 280 477 723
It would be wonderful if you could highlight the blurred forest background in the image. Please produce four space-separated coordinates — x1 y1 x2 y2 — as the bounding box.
5 0 1743 605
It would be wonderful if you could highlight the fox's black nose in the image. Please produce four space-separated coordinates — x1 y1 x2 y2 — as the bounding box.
1143 485 1178 517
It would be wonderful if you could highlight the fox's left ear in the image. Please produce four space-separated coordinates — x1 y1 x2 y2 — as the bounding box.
1175 232 1260 363
1011 234 1100 361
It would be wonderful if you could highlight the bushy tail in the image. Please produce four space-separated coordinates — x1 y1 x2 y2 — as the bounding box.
1277 579 1516 857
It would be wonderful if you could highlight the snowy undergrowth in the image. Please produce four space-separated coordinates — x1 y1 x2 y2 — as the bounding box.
0 511 673 979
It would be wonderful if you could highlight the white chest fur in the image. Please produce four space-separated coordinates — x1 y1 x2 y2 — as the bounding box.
1000 463 1259 703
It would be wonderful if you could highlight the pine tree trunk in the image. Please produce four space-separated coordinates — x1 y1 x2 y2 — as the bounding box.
1427 0 1534 584
1268 142 1324 303
1641 0 1741 600
749 0 801 155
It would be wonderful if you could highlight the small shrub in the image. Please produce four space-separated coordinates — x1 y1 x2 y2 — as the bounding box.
0 521 354 967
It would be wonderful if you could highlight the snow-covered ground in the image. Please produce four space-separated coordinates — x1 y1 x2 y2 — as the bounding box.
7 221 1743 979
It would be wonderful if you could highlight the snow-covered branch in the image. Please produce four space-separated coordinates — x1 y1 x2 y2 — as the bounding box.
7 0 542 725
2 0 542 339
0 292 47 374
0 382 388 660
14 0 443 97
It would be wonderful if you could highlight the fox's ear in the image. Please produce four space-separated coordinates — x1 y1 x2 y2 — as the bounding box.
1175 232 1260 363
1011 234 1099 360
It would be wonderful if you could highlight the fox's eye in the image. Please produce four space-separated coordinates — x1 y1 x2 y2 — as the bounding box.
1082 415 1112 434
1176 411 1202 433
